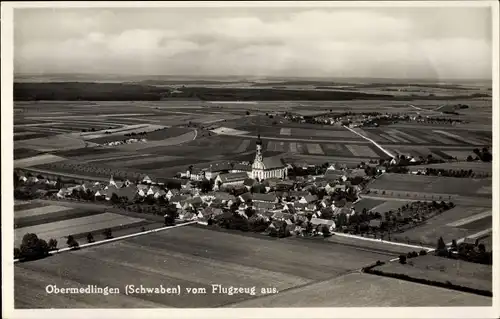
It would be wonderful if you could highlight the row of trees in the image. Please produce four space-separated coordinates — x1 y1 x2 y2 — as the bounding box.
435 236 492 265
15 228 119 261
424 168 484 178
472 148 492 163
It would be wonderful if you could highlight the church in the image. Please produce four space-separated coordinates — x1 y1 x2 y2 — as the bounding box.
251 135 287 180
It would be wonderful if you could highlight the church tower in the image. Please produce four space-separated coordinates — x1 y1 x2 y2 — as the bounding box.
255 134 263 163
251 134 265 180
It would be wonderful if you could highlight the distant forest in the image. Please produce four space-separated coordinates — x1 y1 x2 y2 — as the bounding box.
13 82 490 102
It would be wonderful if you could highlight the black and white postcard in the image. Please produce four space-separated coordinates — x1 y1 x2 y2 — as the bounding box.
2 1 499 318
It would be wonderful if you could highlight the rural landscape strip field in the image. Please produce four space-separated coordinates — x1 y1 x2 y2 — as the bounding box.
14 205 72 219
14 154 67 168
15 226 396 308
391 205 491 245
372 255 492 293
14 213 145 247
447 210 492 227
228 272 491 307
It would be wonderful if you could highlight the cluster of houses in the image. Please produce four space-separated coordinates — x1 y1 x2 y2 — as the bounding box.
17 173 58 186
48 163 372 235
102 138 147 146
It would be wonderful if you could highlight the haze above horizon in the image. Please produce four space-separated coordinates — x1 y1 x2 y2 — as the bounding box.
14 6 493 80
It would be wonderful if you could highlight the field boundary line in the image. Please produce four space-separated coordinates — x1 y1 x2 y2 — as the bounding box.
446 210 492 227
331 231 434 252
342 125 395 158
13 221 197 263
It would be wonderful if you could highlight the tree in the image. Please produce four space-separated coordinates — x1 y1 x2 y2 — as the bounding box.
14 171 20 188
399 255 407 264
450 239 458 251
14 248 21 259
478 243 486 253
435 236 447 256
19 233 50 260
56 177 63 189
110 193 120 204
246 111 250 115
164 204 178 226
321 225 331 237
103 228 113 239
419 250 427 256
48 238 58 251
66 235 79 248
87 232 94 243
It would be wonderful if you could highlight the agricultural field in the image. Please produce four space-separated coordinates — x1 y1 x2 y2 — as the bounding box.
368 174 492 198
15 225 398 308
229 272 491 307
369 200 412 214
14 212 146 248
14 148 43 160
353 198 387 213
371 255 492 293
362 127 491 148
392 205 492 246
14 154 67 168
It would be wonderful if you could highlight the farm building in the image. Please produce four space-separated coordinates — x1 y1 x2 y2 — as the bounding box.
324 170 348 182
230 163 252 174
205 162 233 180
214 172 249 190
310 218 336 234
252 192 278 203
251 136 287 180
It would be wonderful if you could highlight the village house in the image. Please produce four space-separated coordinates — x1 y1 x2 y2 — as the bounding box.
214 191 234 202
26 176 39 184
17 172 28 183
252 192 278 203
141 175 153 184
214 172 249 190
179 179 192 189
243 178 257 190
324 169 348 182
310 218 336 235
347 168 367 179
166 189 180 200
376 166 387 174
230 163 252 174
204 162 233 180
289 190 309 200
299 194 318 204
253 201 275 212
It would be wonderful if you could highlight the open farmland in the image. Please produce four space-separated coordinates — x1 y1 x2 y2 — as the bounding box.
362 127 491 148
371 255 492 293
368 174 492 199
13 201 104 229
408 161 492 175
354 198 387 213
14 212 145 248
14 148 43 160
369 200 412 214
15 225 401 308
229 272 491 307
14 154 67 168
392 205 492 246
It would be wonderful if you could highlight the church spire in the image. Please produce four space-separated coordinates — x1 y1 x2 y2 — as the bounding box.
255 134 263 163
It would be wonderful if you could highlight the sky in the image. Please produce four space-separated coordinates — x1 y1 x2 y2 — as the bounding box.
14 6 493 79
